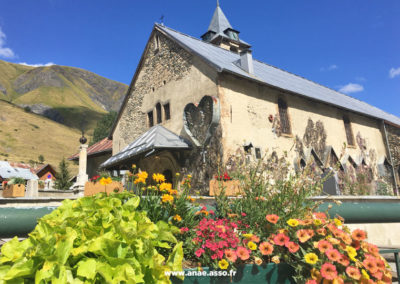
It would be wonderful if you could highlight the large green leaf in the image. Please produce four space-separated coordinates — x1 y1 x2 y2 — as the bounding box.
3 258 35 280
76 258 96 280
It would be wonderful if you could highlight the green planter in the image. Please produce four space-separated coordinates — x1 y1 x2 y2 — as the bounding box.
171 263 295 284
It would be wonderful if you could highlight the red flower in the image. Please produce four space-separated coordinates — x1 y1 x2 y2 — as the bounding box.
195 248 205 257
285 241 299 253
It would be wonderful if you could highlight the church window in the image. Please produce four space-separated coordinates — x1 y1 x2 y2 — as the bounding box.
154 35 160 50
163 103 171 120
343 115 355 146
156 103 162 124
255 148 261 159
148 111 154 127
278 98 291 134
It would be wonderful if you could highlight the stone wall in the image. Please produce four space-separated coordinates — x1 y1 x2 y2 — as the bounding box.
114 32 193 150
386 124 400 184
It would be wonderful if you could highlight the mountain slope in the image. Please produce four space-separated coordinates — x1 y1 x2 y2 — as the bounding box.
0 60 127 132
0 100 80 171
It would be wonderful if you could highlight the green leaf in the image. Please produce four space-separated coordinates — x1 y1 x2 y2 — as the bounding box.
4 258 35 280
55 227 77 265
123 196 140 211
77 258 97 280
166 242 183 280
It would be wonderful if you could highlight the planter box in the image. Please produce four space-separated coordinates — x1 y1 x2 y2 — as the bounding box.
209 180 241 196
84 181 124 196
171 263 295 284
2 184 25 198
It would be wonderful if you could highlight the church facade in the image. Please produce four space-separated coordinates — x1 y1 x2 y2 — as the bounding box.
102 4 400 194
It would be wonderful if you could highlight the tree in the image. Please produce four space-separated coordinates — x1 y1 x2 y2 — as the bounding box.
38 155 45 164
54 158 73 190
91 111 117 145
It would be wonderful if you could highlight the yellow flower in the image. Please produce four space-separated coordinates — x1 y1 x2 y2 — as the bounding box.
254 257 263 265
304 253 318 264
173 214 182 222
99 177 112 185
187 196 195 202
334 218 342 226
175 172 180 176
152 173 166 183
271 256 280 264
168 189 178 195
345 246 357 258
187 174 192 179
159 182 172 191
247 241 257 250
132 164 136 169
134 171 148 184
243 233 253 239
361 269 370 280
313 219 322 226
218 259 229 270
161 194 174 203
287 219 299 227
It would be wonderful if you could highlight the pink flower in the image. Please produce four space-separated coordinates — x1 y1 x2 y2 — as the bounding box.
236 246 250 260
241 212 247 217
195 248 205 257
180 227 189 233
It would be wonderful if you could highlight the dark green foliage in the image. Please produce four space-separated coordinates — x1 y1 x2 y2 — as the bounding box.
23 106 31 112
54 158 73 190
90 111 117 145
38 154 45 163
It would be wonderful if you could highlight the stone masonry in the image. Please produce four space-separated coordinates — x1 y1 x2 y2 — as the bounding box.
386 124 400 183
118 32 192 147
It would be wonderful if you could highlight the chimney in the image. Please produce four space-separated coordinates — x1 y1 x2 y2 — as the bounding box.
240 49 254 74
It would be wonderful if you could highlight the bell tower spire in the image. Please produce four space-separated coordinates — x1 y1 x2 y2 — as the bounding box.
201 2 251 52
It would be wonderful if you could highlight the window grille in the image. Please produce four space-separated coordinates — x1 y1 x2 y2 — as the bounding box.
278 98 291 134
163 103 171 120
343 116 355 146
148 111 154 127
156 103 162 124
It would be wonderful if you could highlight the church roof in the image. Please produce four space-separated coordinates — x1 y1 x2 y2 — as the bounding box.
156 24 400 126
101 125 191 168
68 137 112 161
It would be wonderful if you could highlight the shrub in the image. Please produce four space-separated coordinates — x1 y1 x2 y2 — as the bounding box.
7 177 25 185
54 158 72 190
0 192 183 283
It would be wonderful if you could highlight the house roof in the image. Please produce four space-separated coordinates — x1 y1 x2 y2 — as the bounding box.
155 24 400 127
101 125 191 168
0 161 39 180
34 164 56 176
68 137 112 161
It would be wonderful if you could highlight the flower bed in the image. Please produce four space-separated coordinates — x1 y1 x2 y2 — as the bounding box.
0 161 395 283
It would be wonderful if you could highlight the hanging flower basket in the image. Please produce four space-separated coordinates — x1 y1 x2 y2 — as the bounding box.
209 179 241 196
2 184 25 198
84 181 124 196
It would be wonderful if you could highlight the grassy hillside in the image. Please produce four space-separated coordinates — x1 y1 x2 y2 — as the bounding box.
0 60 127 133
0 100 80 173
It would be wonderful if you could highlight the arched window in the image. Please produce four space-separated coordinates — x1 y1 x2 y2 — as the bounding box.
156 103 162 124
278 98 291 134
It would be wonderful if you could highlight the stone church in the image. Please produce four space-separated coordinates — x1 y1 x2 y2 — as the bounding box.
101 3 400 194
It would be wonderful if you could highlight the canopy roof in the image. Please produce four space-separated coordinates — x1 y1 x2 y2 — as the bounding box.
101 125 190 168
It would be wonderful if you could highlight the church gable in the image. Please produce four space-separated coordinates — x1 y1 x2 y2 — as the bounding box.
113 29 193 152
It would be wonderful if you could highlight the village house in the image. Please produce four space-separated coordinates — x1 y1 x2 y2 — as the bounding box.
101 3 400 194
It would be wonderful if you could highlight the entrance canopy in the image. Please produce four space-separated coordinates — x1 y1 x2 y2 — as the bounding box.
101 125 191 169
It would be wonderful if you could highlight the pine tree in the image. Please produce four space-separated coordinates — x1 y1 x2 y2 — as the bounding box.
54 158 73 190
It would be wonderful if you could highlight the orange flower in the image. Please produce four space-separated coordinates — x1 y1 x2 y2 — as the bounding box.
236 246 250 261
317 240 333 253
273 233 289 246
266 214 279 224
346 266 361 280
363 257 378 274
306 280 317 284
340 233 352 245
271 255 280 264
317 228 327 236
296 229 312 243
285 241 299 253
313 212 327 219
254 257 263 265
367 243 379 257
307 229 315 238
259 242 274 255
224 249 237 262
352 229 367 241
372 270 383 280
173 214 182 221
251 235 260 243
376 258 385 271
325 248 341 262
310 268 322 282
320 262 338 280
338 254 350 266
161 194 174 203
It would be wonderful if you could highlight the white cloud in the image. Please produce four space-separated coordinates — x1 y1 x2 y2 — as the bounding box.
339 83 364 94
320 64 338 72
0 27 15 58
18 62 55 67
355 76 366 82
389 67 400 79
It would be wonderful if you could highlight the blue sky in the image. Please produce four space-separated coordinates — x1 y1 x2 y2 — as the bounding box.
0 0 399 116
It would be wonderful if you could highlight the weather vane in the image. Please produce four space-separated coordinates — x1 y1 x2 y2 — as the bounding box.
217 0 220 7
